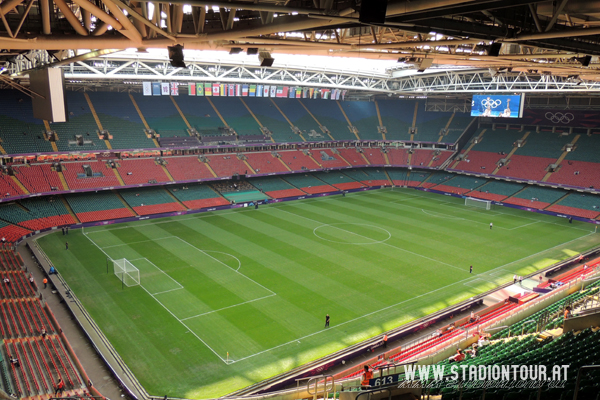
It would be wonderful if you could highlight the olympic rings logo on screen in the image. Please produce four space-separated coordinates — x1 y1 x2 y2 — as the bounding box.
544 112 574 124
481 99 502 108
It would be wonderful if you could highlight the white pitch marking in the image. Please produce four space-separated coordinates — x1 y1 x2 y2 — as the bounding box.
180 293 277 321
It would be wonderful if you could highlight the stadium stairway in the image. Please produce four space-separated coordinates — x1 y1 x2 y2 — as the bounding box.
541 134 581 182
335 102 361 140
239 98 276 143
268 99 306 142
169 96 194 132
450 128 487 169
491 131 531 175
83 93 112 150
292 99 333 141
128 94 160 148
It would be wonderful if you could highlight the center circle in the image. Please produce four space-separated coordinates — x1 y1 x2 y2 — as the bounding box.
313 223 391 245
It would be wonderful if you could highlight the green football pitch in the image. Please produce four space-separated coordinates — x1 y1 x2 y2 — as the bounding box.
36 188 600 399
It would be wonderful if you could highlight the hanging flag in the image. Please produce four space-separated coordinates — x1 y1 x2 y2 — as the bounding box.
188 83 196 96
220 84 226 96
302 87 308 98
287 87 294 98
330 89 337 100
335 89 342 100
249 85 256 97
296 87 302 98
270 86 277 97
171 82 179 96
264 85 270 97
212 83 220 96
309 88 315 99
197 83 204 96
322 89 331 99
228 84 235 97
161 82 170 95
257 84 263 97
242 84 249 96
152 82 161 96
234 84 240 96
341 90 347 100
205 83 212 96
143 82 152 96
276 86 284 98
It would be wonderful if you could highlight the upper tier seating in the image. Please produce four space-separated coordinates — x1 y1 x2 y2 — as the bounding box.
169 96 223 136
453 150 503 173
339 102 381 140
119 187 186 215
0 90 52 154
117 159 171 185
206 154 249 177
315 150 349 169
167 183 229 209
282 174 337 194
410 149 437 167
274 99 327 142
376 100 414 141
546 192 600 219
87 92 155 149
546 159 600 189
244 152 289 174
514 130 571 158
496 155 555 181
564 133 600 162
61 161 121 190
278 150 320 171
209 97 262 137
243 98 295 143
503 185 567 209
467 180 525 202
363 149 387 165
336 148 369 167
386 148 409 166
386 168 430 186
300 100 355 141
66 191 134 222
248 177 306 198
414 109 453 142
343 169 390 186
13 164 63 194
0 174 26 198
51 92 108 152
312 171 364 190
429 151 453 168
130 93 188 138
163 156 215 181
444 114 473 143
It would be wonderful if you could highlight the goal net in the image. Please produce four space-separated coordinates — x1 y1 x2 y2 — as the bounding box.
113 258 140 287
465 197 492 210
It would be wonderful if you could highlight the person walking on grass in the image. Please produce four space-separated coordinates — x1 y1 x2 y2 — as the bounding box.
324 314 330 328
470 265 473 274
490 222 493 230
65 241 68 250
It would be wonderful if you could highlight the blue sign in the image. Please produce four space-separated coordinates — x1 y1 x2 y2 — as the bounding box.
471 94 524 118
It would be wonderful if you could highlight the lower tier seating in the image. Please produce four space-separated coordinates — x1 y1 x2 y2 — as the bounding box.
66 191 134 223
167 183 229 209
119 187 186 216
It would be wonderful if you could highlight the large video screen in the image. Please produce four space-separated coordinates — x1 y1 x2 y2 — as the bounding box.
471 94 524 118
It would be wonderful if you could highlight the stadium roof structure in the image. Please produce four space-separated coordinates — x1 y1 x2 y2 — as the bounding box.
2 0 600 95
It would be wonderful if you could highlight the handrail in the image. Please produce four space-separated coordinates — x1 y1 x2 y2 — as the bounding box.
355 387 392 400
573 365 600 400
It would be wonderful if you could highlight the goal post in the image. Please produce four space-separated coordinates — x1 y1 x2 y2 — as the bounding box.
113 258 140 287
465 197 492 210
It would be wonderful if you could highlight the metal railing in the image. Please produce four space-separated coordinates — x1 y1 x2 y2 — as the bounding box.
573 365 600 400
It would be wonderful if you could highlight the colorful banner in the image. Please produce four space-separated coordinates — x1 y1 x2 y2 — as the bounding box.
143 82 152 96
288 87 295 98
220 84 226 96
198 83 204 96
257 85 263 97
264 85 270 97
242 84 249 96
212 83 220 96
228 84 235 97
270 85 277 97
204 83 212 96
188 83 196 96
249 85 256 97
341 90 347 101
170 82 179 96
161 82 170 95
296 87 302 98
236 84 242 96
152 82 161 96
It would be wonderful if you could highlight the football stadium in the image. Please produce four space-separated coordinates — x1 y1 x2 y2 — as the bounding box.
3 1 600 400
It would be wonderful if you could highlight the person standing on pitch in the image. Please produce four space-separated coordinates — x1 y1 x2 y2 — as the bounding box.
490 222 493 229
65 241 68 250
470 265 473 274
325 314 330 328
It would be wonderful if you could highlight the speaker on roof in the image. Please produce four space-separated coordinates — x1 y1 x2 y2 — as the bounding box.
579 55 592 67
259 51 274 67
488 42 502 57
247 48 259 55
357 0 387 24
30 68 68 123
168 45 186 68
